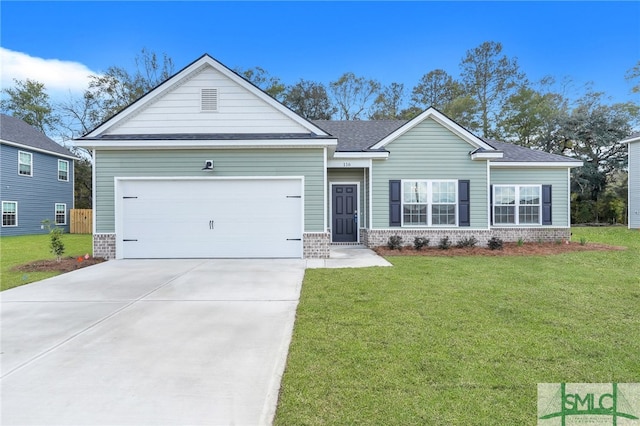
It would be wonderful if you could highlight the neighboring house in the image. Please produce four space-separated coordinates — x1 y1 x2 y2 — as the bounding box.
75 54 582 260
1 114 76 236
622 133 640 229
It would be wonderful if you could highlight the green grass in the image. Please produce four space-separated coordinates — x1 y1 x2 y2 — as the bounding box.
1 234 93 291
275 227 640 425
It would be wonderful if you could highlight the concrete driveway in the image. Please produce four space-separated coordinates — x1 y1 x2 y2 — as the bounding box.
1 259 305 426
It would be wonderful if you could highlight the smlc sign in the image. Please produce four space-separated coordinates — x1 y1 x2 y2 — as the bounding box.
538 383 640 425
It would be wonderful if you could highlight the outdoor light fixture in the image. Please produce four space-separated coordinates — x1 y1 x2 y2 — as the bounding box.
202 160 214 171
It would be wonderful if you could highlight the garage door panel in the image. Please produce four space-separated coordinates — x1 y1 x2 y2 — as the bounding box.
118 179 302 258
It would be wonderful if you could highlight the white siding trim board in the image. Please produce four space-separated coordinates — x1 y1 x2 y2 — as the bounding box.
76 139 337 150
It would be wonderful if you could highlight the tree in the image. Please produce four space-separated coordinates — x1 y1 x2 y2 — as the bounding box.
236 66 285 101
625 60 640 94
496 85 567 148
411 69 460 110
329 72 381 120
0 78 59 134
370 82 406 119
460 41 524 138
282 80 335 120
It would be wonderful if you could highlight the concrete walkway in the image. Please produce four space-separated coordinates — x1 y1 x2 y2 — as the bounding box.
1 248 390 426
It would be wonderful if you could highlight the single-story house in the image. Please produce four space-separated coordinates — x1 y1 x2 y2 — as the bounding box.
622 133 640 229
1 114 76 236
75 54 582 259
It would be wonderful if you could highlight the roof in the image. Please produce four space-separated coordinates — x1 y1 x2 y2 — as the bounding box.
621 132 640 144
0 114 75 158
312 120 406 151
484 139 582 164
82 133 332 141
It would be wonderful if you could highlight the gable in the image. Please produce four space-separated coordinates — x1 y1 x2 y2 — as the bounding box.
85 55 328 139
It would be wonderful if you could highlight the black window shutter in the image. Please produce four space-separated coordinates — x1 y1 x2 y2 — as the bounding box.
542 185 552 225
389 180 401 227
458 180 470 227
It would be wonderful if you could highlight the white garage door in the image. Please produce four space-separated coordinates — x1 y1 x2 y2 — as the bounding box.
117 178 303 259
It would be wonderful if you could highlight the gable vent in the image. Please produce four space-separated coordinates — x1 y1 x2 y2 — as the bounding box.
201 88 218 112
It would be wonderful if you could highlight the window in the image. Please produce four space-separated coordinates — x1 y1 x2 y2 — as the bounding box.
55 203 67 225
2 201 18 227
18 151 32 176
402 180 457 226
58 160 69 181
201 88 218 112
493 185 541 225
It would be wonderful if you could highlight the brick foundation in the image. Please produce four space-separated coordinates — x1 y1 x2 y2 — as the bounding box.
94 233 116 259
362 228 571 249
303 232 330 258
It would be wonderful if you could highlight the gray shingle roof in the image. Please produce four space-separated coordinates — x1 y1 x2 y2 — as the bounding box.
312 120 406 151
0 114 74 157
483 139 582 163
621 132 640 143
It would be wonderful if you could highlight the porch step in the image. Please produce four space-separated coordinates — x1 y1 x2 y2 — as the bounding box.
330 242 365 247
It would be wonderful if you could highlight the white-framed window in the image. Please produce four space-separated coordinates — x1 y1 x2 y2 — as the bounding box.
493 185 541 225
402 180 457 226
2 201 18 227
55 203 67 225
18 151 32 176
58 159 69 181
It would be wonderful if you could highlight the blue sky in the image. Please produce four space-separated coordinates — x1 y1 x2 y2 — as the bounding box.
1 1 639 106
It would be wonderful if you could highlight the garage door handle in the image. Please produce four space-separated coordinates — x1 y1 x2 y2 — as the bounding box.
209 220 215 230
123 239 138 242
287 238 302 241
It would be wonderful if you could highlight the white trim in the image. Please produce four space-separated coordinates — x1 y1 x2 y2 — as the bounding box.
329 181 361 243
114 176 305 259
490 161 582 168
75 138 337 150
1 140 77 160
568 168 572 228
323 147 328 231
327 158 372 168
1 200 18 227
18 150 33 177
471 151 504 160
620 135 640 144
368 160 373 230
400 179 459 227
370 107 495 151
332 151 389 159
85 55 329 138
55 203 67 225
92 150 97 235
492 184 542 226
486 161 491 229
58 159 69 182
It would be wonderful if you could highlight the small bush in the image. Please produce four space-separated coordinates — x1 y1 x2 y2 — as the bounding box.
487 237 504 250
579 236 588 246
438 236 451 250
517 238 524 247
455 236 478 248
413 237 430 250
388 235 403 250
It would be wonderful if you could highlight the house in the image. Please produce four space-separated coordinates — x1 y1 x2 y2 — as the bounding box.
75 54 582 259
622 133 640 229
1 114 76 236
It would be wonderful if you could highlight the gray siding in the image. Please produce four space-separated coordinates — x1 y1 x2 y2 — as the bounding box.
327 168 367 228
490 167 570 227
630 141 640 228
0 144 74 236
371 117 489 229
95 149 325 233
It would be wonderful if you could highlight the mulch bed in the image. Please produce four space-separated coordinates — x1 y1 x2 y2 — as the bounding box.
12 256 107 273
374 241 625 257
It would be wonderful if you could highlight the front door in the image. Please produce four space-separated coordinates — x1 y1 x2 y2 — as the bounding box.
332 184 358 242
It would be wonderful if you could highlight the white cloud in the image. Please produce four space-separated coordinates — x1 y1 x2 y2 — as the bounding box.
0 47 98 99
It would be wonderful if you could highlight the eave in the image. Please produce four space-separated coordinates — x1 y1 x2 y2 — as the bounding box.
74 138 338 150
490 161 583 168
1 139 78 160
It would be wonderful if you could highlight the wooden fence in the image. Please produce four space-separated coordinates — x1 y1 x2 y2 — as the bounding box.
70 209 92 234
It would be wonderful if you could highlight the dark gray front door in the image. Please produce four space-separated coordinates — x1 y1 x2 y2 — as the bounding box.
332 184 358 242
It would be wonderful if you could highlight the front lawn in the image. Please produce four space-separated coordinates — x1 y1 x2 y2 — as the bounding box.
1 234 93 291
275 227 640 425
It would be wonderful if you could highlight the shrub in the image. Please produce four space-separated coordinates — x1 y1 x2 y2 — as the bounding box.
455 236 478 248
413 237 430 250
388 235 403 250
517 238 524 247
487 237 504 250
42 219 65 262
579 236 588 246
438 236 451 250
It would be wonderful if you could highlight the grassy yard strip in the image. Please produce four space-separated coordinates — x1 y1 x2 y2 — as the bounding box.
1 234 93 291
275 227 640 425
